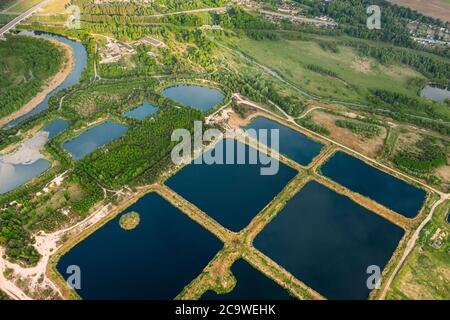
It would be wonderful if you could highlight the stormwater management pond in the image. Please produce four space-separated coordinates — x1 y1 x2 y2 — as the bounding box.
57 192 222 300
254 181 404 300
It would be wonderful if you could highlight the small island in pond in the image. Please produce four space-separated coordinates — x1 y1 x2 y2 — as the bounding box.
119 212 141 231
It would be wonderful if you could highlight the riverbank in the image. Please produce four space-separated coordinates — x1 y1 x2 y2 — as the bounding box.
0 38 73 128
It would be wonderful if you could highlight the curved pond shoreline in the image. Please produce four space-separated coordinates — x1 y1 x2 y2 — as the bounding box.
162 84 225 111
4 31 88 129
0 118 69 195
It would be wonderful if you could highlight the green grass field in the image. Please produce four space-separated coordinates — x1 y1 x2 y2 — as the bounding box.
225 34 425 104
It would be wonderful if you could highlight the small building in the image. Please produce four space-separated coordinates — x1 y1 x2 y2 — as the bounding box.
138 36 165 47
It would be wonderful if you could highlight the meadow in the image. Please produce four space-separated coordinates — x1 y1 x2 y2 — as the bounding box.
225 34 424 104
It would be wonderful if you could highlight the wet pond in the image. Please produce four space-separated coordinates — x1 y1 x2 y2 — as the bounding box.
254 181 404 300
42 118 70 139
0 119 69 195
0 159 50 195
5 31 88 128
56 192 222 300
202 259 295 300
321 151 426 218
162 84 224 111
166 139 297 232
244 116 324 166
123 101 158 120
62 120 128 160
420 85 450 103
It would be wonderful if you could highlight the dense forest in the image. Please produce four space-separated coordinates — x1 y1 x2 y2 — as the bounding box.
0 208 41 265
335 119 381 138
213 71 304 116
78 107 204 189
71 0 226 15
393 137 448 174
296 115 330 136
0 36 64 119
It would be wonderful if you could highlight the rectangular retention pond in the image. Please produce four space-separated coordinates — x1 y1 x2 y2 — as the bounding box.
57 192 222 300
62 120 128 160
201 259 295 300
254 181 404 300
321 151 426 218
244 117 324 166
166 139 297 232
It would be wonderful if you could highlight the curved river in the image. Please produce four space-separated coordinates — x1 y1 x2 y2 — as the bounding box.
0 31 87 194
4 30 88 128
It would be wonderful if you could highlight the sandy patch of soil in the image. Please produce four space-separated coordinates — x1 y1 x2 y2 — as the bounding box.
311 111 387 158
351 57 372 74
394 132 423 154
435 165 450 189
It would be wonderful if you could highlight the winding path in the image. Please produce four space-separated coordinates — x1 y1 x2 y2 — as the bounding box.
379 194 449 299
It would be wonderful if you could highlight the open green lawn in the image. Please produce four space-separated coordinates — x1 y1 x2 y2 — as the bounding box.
225 34 425 104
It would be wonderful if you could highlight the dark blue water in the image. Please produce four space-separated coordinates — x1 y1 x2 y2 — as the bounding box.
56 192 222 300
5 31 88 128
123 101 158 120
254 181 404 300
321 152 426 218
166 139 297 232
245 117 324 166
0 159 50 195
62 120 128 160
162 85 224 111
42 119 69 139
202 259 295 300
